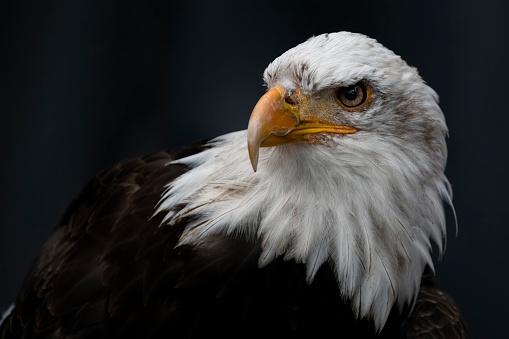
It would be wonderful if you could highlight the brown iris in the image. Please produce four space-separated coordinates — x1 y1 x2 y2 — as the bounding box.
335 82 371 110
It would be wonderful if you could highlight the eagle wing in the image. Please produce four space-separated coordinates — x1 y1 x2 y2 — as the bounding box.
0 144 207 338
405 268 468 338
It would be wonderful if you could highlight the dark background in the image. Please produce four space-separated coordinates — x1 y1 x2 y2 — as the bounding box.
0 0 507 337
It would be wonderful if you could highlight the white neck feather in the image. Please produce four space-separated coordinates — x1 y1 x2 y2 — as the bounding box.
156 129 452 330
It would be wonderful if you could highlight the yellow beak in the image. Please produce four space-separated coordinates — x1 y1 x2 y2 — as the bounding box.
247 85 357 171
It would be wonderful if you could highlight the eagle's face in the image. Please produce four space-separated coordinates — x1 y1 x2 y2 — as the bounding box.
158 32 453 330
249 32 447 178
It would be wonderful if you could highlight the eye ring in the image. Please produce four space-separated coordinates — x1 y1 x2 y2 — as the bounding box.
335 82 372 111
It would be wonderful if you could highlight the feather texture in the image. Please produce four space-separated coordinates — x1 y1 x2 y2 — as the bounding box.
1 32 466 338
158 32 454 329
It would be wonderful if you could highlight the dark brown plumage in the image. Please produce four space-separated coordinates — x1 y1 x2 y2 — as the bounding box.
0 143 466 338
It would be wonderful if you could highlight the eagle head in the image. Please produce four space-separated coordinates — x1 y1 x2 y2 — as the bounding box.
158 32 453 330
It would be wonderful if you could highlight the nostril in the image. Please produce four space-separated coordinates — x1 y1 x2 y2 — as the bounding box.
284 96 297 106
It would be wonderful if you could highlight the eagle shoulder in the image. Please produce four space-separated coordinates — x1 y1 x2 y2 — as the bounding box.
404 268 468 338
0 143 207 338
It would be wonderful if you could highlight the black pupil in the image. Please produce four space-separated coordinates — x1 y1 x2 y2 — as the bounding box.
344 86 358 101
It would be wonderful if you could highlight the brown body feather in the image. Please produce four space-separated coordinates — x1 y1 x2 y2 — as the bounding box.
0 143 467 338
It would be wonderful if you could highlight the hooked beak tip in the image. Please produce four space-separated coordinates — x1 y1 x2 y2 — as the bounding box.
247 135 259 172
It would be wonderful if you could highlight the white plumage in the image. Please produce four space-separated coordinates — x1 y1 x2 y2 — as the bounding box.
157 32 453 329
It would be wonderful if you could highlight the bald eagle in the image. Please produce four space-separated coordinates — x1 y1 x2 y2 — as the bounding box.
0 32 467 338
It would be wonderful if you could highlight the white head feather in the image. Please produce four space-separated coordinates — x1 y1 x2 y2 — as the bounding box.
156 32 453 330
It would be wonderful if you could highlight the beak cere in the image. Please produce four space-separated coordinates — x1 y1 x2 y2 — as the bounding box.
247 85 357 171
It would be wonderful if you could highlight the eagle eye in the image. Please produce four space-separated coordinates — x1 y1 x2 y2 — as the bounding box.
335 82 371 110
